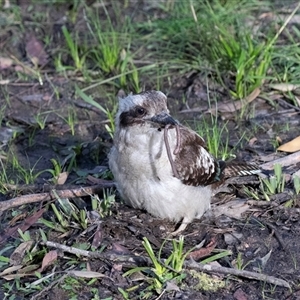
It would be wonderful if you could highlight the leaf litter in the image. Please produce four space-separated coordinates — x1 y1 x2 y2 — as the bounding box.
0 1 300 300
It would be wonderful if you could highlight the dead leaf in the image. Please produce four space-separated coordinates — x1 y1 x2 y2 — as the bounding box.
187 237 217 260
233 288 249 300
211 199 250 218
14 64 35 76
40 250 58 272
18 264 40 273
165 281 180 292
248 137 257 147
68 270 110 279
2 273 35 280
111 242 131 255
112 264 123 272
9 212 27 226
0 265 23 277
207 88 260 114
25 34 48 66
91 225 103 249
10 241 34 265
277 136 300 153
56 171 69 185
224 232 243 245
0 57 13 70
269 83 300 92
0 209 45 245
0 79 10 85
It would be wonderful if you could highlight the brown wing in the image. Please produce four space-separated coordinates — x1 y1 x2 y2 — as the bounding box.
174 126 224 186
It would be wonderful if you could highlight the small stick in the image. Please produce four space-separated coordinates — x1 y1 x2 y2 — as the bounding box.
0 182 115 212
42 240 291 289
260 151 300 170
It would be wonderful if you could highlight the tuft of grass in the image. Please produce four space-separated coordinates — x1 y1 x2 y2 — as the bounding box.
60 25 89 72
244 164 300 203
124 236 188 296
39 192 88 232
0 153 45 191
91 189 115 218
86 9 123 75
195 115 235 161
260 164 285 200
184 1 273 99
294 176 300 195
76 86 116 138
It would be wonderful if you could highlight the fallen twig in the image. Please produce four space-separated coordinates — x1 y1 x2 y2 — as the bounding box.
42 240 291 289
187 259 290 289
0 182 115 212
260 151 300 170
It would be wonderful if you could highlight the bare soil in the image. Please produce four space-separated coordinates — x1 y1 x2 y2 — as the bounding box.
1 1 300 299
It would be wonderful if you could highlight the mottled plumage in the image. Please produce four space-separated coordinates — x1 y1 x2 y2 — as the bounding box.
108 90 259 233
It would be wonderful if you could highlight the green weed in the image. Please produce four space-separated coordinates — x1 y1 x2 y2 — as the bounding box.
87 10 123 74
91 189 115 218
39 194 88 232
124 236 188 295
61 25 89 72
293 175 300 195
195 116 235 161
76 86 116 138
260 164 285 200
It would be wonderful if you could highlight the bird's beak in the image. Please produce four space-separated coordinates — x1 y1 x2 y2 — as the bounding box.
150 112 178 126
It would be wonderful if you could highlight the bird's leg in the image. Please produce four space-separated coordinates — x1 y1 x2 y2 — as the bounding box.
170 217 189 236
164 125 180 179
173 124 181 155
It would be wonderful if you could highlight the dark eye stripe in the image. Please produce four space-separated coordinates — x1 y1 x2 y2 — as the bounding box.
119 106 147 127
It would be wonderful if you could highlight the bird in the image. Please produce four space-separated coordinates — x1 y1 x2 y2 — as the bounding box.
108 90 260 234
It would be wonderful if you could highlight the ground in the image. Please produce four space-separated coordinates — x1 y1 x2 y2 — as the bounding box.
0 1 300 299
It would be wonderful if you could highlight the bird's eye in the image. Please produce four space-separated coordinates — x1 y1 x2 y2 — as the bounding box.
136 107 146 116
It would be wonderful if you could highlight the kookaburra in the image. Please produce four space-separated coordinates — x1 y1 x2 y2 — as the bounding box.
109 90 259 233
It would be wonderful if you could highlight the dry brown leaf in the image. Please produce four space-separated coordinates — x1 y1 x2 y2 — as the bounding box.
56 171 69 185
2 274 26 280
207 88 260 114
14 65 35 76
0 57 13 70
0 265 23 277
211 199 250 218
248 137 258 147
68 270 110 279
18 264 40 273
25 34 48 66
91 225 103 249
1 271 38 280
269 83 300 92
277 136 300 152
233 288 248 300
40 250 58 272
0 209 45 245
10 241 34 265
187 237 217 260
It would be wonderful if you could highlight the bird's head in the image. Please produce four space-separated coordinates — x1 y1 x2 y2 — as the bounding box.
116 90 178 130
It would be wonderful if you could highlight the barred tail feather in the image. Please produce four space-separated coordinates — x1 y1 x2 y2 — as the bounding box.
224 162 261 178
